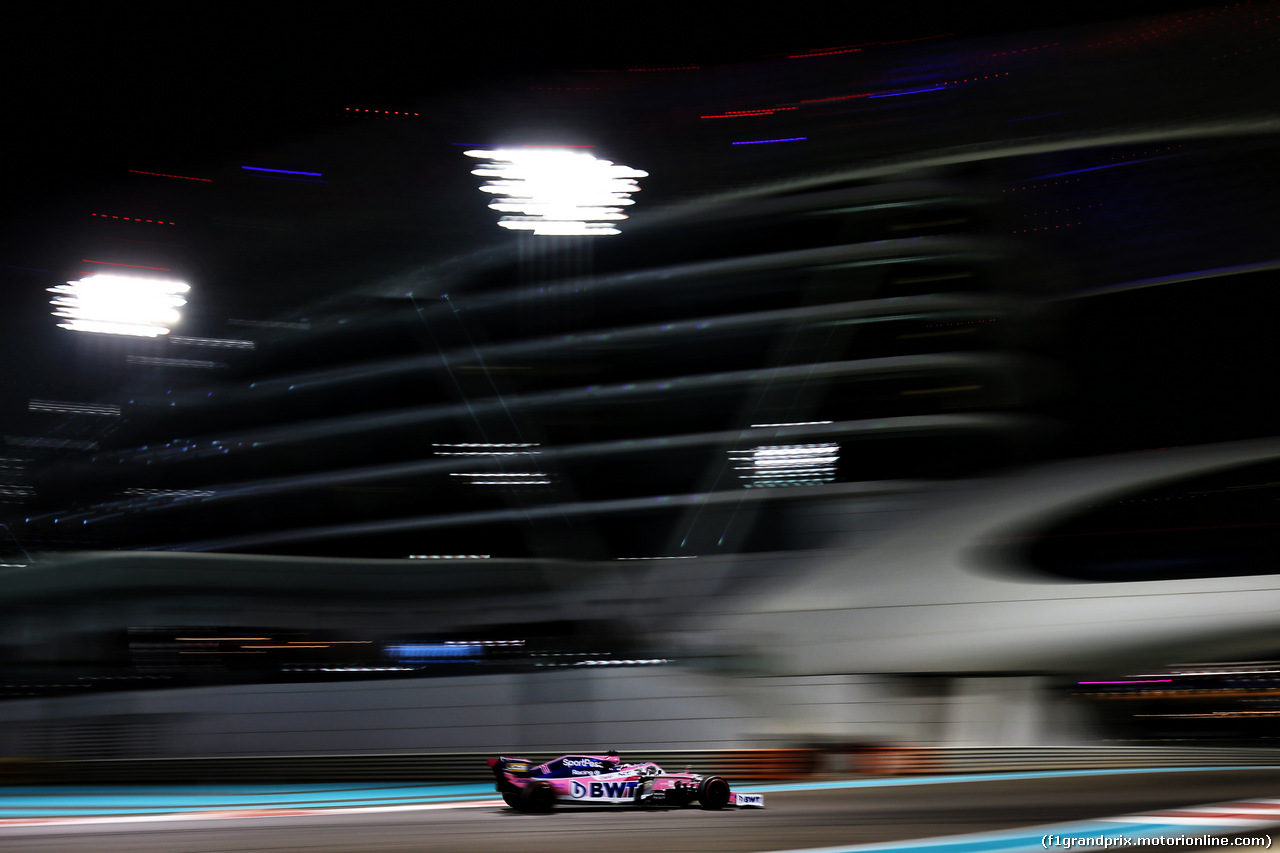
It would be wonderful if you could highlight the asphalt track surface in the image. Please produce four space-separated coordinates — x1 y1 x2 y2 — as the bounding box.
3 769 1280 853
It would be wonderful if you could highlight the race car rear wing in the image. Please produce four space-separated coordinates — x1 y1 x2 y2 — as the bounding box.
487 756 536 791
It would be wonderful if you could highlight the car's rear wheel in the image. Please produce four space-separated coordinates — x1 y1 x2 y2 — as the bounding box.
697 776 731 810
520 782 555 813
502 791 521 809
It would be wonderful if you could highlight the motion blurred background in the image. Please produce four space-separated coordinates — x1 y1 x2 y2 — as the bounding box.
3 1 1280 779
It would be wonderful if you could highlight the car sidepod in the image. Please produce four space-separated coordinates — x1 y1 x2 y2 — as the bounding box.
562 775 645 805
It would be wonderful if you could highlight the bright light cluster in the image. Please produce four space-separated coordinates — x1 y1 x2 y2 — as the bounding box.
49 274 189 337
464 148 647 236
731 442 840 488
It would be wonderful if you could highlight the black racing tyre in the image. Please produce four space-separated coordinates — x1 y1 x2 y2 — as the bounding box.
502 791 522 809
520 782 555 813
697 776 731 810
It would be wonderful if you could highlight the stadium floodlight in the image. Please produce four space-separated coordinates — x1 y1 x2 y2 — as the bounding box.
464 147 647 236
49 274 190 337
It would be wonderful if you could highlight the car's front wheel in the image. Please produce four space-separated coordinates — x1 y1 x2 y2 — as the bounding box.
697 776 731 810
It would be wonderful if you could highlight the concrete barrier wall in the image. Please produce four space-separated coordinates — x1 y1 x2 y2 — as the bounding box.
0 669 1107 761
0 667 763 759
750 675 951 743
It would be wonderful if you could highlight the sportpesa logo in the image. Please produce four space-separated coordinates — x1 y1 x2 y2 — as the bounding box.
562 758 604 768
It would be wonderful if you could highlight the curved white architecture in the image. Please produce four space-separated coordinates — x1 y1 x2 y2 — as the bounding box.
709 438 1280 676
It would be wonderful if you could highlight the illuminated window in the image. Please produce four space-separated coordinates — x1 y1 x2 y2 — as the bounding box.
730 442 839 488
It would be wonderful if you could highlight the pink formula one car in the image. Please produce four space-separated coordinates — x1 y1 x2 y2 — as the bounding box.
487 751 765 812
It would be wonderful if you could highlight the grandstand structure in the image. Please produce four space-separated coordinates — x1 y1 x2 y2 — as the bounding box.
3 5 1280 759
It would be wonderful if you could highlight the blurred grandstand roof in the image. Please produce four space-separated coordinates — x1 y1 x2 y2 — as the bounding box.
1 1 1271 562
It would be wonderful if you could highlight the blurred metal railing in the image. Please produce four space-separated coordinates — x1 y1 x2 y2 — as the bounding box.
8 745 1280 785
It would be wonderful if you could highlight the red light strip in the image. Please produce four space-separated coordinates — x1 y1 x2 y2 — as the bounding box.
1002 177 1084 193
789 34 951 58
1213 39 1280 60
91 214 176 225
787 47 862 58
1108 145 1181 160
700 107 798 119
129 170 212 182
941 72 1011 84
1011 222 1084 234
81 260 173 270
1084 15 1209 50
797 93 871 104
345 108 421 115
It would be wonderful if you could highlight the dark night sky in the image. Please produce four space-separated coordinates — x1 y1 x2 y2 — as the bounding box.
5 3 1219 271
0 1 1232 427
9 3 1214 187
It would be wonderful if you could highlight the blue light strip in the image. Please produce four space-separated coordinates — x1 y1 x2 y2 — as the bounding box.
868 86 947 98
245 173 328 183
731 137 808 146
1020 155 1168 180
241 166 324 177
1061 258 1280 300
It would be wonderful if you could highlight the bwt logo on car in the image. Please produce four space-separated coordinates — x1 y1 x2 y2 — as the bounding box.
571 780 640 799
